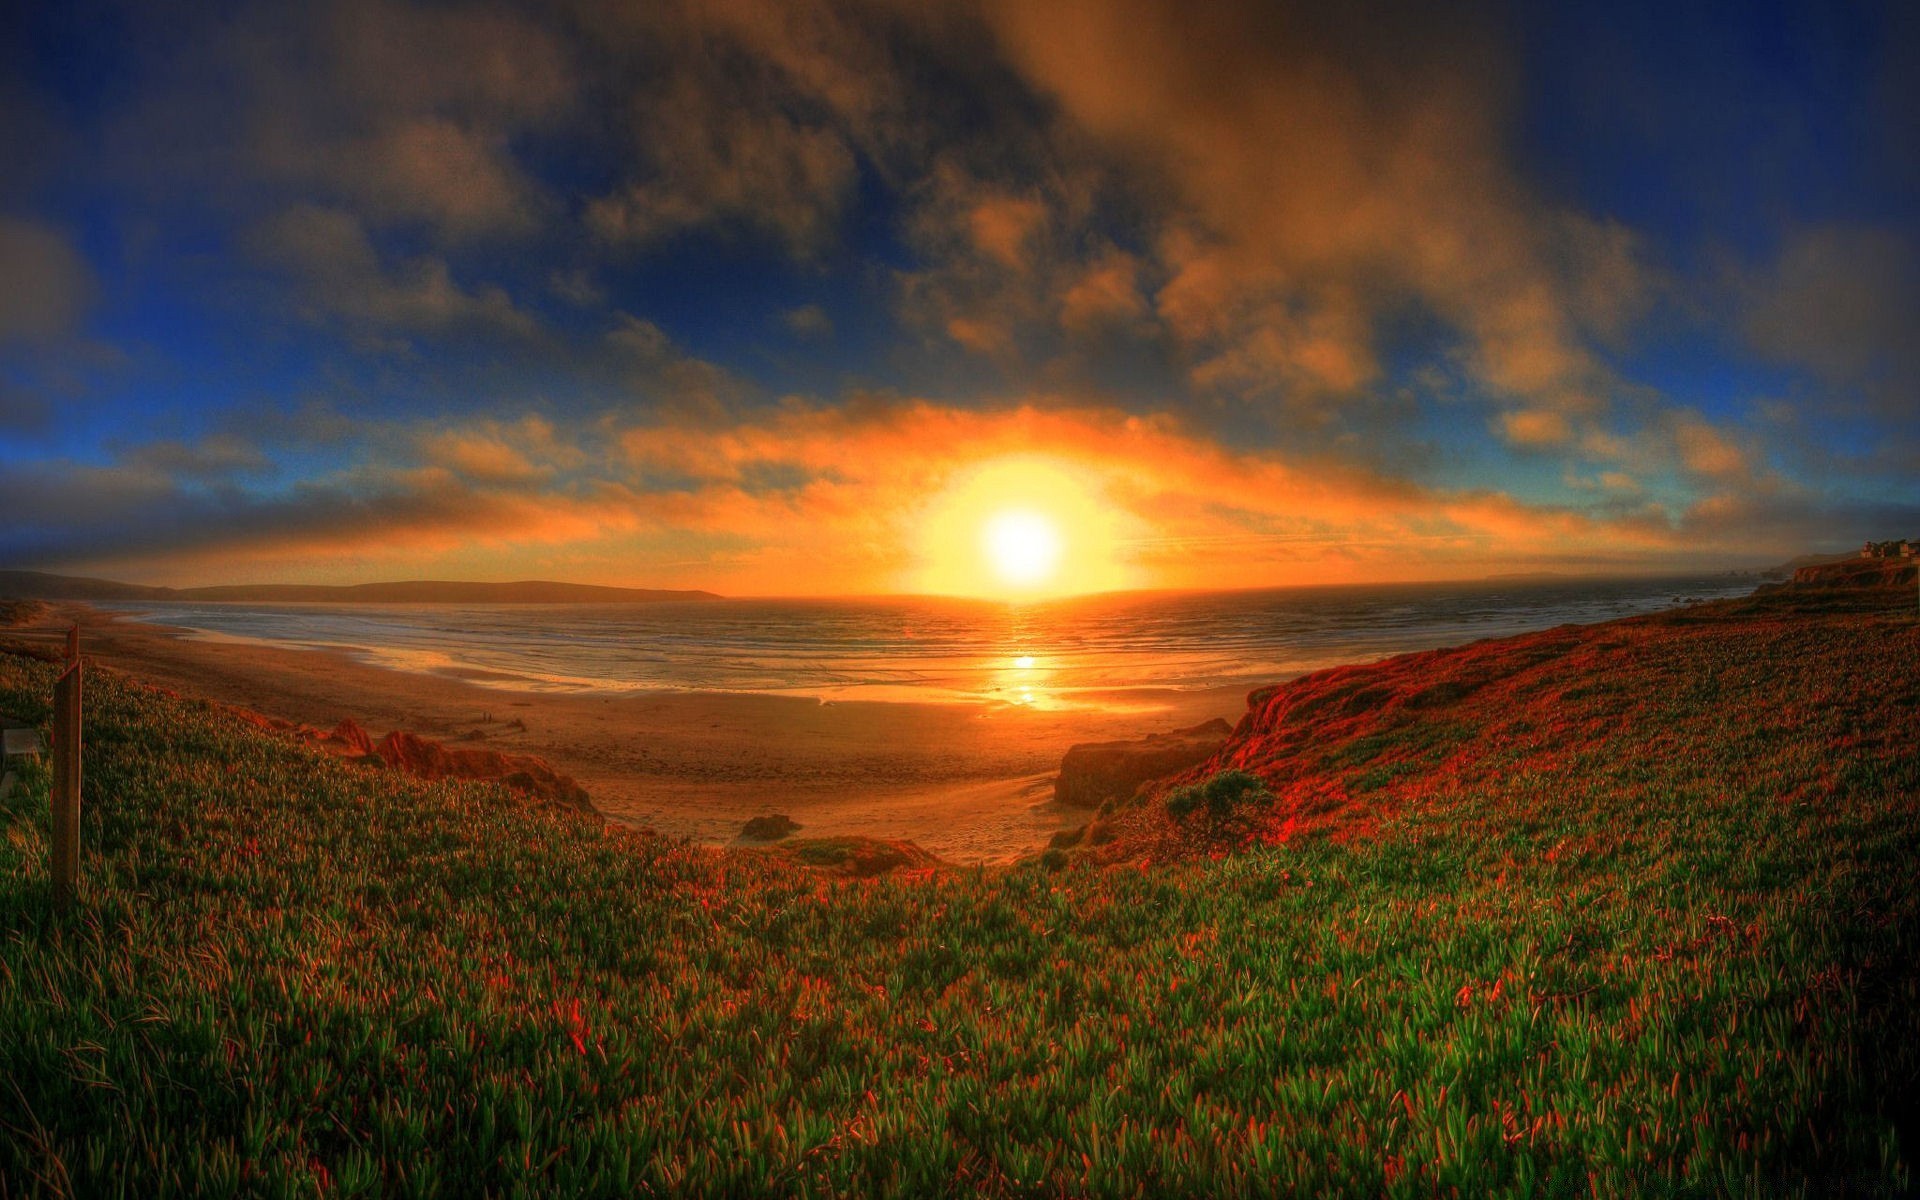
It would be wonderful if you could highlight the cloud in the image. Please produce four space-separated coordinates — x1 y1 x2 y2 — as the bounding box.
605 314 674 362
1670 488 1920 554
0 382 51 434
549 269 605 308
248 205 536 342
966 194 1049 269
603 314 750 419
3 0 1908 592
973 0 1649 429
87 0 1659 451
781 304 834 338
324 118 543 236
612 397 1716 588
415 415 585 487
7 393 1904 590
0 216 94 343
1497 409 1574 450
100 0 572 246
1667 411 1758 484
231 0 567 238
893 157 1133 366
587 83 857 255
416 435 544 487
1180 282 1377 405
118 435 272 482
579 0 907 257
0 463 637 578
1738 223 1919 418
1059 253 1147 334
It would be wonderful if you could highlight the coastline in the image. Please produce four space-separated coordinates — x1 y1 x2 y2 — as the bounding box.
3 564 1916 1194
6 602 1244 862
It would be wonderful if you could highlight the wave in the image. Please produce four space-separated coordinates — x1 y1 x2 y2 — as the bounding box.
102 575 1757 709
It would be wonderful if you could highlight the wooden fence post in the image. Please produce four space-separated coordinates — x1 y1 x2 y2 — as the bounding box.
51 654 82 909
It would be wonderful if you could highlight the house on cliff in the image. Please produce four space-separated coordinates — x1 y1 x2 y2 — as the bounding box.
1861 539 1917 559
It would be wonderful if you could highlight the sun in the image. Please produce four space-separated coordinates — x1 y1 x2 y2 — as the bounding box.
983 510 1062 589
913 455 1136 597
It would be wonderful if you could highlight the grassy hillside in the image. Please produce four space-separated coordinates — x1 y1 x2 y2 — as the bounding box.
1092 571 1920 861
1 584 1917 1196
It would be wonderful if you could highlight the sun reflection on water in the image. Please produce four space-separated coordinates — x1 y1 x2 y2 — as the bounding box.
997 649 1053 706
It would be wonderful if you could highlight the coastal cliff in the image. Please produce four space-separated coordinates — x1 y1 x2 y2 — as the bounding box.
1788 557 1917 589
1084 571 1920 860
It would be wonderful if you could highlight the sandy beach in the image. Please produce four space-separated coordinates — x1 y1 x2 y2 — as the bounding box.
6 604 1245 862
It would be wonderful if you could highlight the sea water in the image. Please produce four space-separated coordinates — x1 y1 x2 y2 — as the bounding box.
105 575 1757 710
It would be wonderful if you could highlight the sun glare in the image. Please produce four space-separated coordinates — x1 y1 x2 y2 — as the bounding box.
983 510 1062 588
914 456 1135 597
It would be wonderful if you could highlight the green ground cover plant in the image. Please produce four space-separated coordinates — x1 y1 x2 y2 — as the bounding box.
1 583 1916 1196
1163 769 1270 821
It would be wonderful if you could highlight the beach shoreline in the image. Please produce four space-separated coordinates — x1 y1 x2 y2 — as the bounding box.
5 602 1246 862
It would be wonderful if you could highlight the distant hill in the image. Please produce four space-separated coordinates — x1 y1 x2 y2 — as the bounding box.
1761 551 1855 578
172 580 723 604
0 570 720 605
0 570 174 600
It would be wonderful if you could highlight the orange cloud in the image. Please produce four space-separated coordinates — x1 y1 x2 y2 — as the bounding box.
1670 413 1754 482
1059 253 1147 333
610 398 1711 592
969 195 1049 268
1498 408 1574 450
976 0 1644 421
417 416 578 485
14 396 1830 592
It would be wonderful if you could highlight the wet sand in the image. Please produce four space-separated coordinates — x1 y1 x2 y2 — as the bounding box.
9 604 1246 862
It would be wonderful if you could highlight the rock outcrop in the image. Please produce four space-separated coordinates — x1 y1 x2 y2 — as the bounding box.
1054 718 1235 809
221 705 593 812
739 813 800 841
326 718 375 757
368 729 592 811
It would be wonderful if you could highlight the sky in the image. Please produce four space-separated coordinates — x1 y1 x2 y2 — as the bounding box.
0 0 1915 596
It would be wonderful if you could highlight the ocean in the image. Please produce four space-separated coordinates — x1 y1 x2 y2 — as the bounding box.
106 574 1758 710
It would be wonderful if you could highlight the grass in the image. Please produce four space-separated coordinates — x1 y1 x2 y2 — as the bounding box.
1 584 1917 1197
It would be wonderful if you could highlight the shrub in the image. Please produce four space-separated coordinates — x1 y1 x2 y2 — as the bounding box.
740 813 800 841
1098 785 1152 818
1164 769 1272 823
